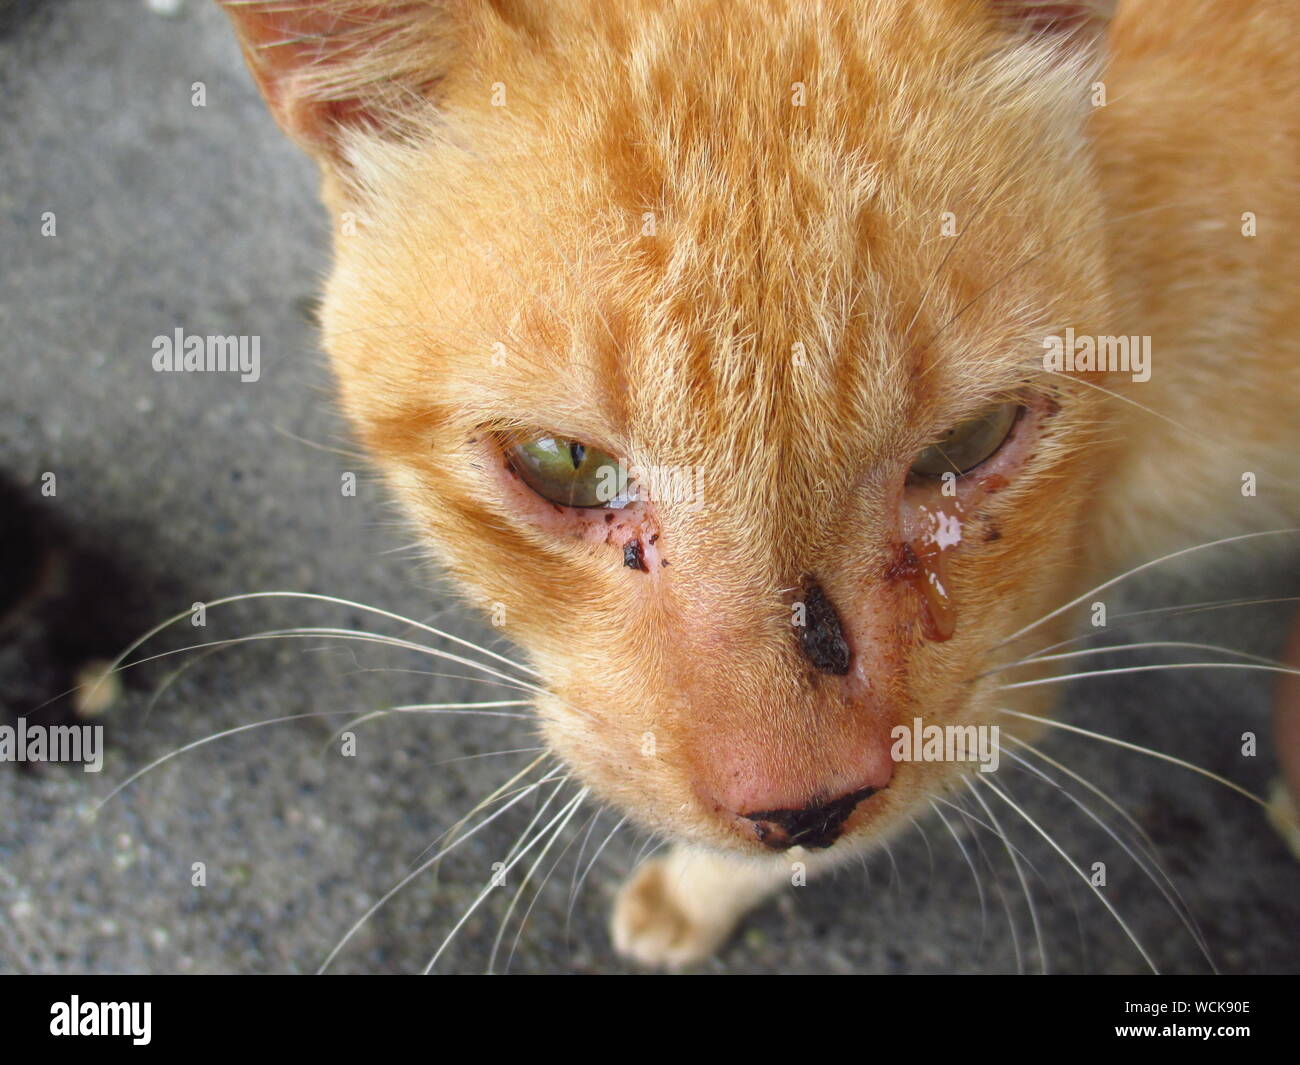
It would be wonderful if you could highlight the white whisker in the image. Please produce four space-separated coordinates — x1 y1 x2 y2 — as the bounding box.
986 639 1292 678
316 766 563 974
975 775 1158 973
489 787 587 973
910 815 936 887
1000 737 1215 970
997 659 1299 690
106 589 541 684
425 787 589 974
995 707 1266 808
565 808 604 912
500 794 591 973
431 747 547 769
326 700 531 746
566 814 628 937
96 710 370 809
929 799 988 952
416 756 558 871
966 777 1046 974
935 792 1024 972
1009 596 1300 661
996 529 1300 651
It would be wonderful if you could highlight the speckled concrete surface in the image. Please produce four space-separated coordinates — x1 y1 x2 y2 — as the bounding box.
0 0 1297 975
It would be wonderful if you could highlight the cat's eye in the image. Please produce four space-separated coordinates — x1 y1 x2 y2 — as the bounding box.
506 436 629 508
909 402 1020 479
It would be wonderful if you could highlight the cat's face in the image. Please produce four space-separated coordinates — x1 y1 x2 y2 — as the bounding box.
229 0 1118 856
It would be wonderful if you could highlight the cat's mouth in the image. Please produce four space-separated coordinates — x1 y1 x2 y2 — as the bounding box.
732 784 885 851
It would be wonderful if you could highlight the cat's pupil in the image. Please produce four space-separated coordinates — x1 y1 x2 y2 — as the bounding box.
569 442 586 469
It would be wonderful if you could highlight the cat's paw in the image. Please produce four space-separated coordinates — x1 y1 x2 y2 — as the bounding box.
610 857 734 969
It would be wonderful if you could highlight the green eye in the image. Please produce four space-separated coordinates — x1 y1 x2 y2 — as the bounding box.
909 402 1020 479
507 436 628 508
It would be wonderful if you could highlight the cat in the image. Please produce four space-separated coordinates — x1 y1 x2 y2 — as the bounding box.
218 0 1300 967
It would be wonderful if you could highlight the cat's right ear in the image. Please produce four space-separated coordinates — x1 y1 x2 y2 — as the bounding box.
991 0 1116 51
217 1 460 163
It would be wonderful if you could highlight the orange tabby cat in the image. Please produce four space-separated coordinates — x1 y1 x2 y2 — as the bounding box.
219 0 1300 967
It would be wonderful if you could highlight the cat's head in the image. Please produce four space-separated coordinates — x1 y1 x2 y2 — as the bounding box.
225 0 1118 856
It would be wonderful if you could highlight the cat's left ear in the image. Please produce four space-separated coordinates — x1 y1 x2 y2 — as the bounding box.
217 1 462 162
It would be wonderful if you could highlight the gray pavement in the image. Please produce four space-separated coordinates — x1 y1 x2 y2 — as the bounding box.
0 0 1297 974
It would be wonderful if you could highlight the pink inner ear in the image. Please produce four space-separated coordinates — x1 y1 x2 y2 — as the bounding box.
219 1 357 147
991 0 1115 38
218 1 425 152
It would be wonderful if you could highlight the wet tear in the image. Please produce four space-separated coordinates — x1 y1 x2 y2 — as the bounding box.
913 543 956 641
886 542 956 642
889 500 963 643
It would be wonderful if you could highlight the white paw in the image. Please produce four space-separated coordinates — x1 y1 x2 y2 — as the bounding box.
610 857 734 969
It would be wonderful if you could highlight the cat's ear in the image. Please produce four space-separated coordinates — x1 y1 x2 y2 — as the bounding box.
217 1 460 161
991 0 1116 50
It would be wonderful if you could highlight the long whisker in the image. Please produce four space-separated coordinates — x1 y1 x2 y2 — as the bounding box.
566 814 628 939
1000 737 1216 971
935 791 1024 972
928 799 988 954
138 643 230 725
501 775 572 872
107 590 541 683
910 815 936 887
995 708 1266 807
330 664 540 697
997 660 1300 691
1049 369 1199 442
418 755 557 872
430 747 547 769
881 839 901 895
629 828 661 871
1006 596 1300 661
94 626 602 728
95 709 397 809
500 794 591 974
1051 374 1294 489
965 777 1046 974
985 639 1292 678
975 775 1158 973
164 627 598 732
326 700 531 748
425 787 589 974
565 807 605 915
316 766 563 974
1004 735 1188 899
87 627 548 704
270 424 368 463
995 529 1300 652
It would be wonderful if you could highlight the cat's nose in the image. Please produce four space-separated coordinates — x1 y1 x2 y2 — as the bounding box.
797 577 851 675
701 734 894 850
738 785 879 850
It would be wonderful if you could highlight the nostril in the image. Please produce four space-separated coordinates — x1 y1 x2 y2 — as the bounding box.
798 577 851 675
741 785 878 850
